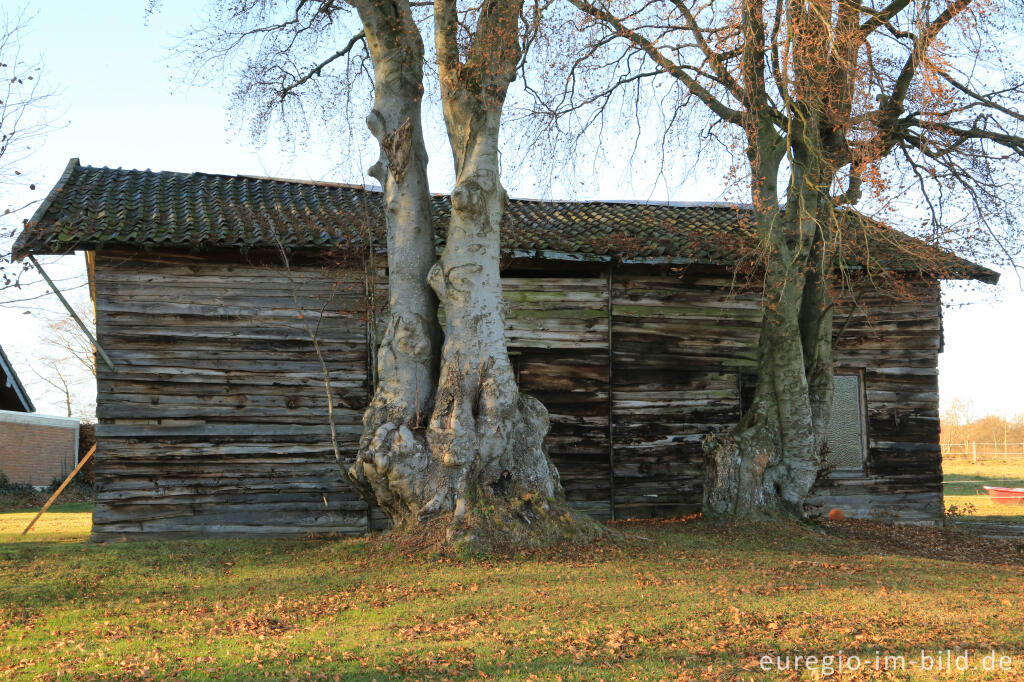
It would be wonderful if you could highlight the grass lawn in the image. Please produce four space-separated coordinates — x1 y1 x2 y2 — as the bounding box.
943 459 1024 525
2 511 1023 680
0 503 94 544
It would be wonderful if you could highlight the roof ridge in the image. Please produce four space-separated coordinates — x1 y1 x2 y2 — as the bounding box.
505 196 754 210
233 173 372 191
72 161 753 209
70 162 376 194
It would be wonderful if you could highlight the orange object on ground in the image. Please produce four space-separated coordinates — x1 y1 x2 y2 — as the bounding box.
983 486 1024 504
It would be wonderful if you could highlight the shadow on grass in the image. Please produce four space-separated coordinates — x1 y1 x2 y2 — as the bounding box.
6 518 1022 681
0 519 850 615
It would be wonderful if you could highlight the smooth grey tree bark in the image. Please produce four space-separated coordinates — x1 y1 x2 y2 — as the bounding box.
349 0 594 547
347 0 444 523
406 0 594 546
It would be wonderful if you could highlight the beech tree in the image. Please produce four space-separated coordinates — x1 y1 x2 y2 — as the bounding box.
351 0 583 545
527 0 1024 517
341 1 442 523
422 0 588 544
178 1 591 547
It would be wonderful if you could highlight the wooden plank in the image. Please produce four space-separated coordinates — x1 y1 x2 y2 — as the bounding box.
91 252 373 539
22 446 96 535
96 423 363 438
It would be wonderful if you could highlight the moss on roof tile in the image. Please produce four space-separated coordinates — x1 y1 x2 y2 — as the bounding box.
12 158 997 283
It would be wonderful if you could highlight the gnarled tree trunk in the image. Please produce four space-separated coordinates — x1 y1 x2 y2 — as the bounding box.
351 0 595 548
701 1 840 520
703 234 834 517
347 0 443 522
408 0 593 547
703 111 836 518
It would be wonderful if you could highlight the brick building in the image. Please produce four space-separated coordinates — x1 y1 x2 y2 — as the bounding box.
0 344 80 486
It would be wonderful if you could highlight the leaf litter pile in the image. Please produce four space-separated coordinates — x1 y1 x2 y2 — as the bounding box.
827 517 1024 566
1 515 1022 680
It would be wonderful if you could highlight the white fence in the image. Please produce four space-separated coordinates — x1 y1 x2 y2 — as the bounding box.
941 442 1024 462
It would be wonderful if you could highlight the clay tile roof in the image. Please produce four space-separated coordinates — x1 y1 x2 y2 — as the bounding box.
12 158 999 283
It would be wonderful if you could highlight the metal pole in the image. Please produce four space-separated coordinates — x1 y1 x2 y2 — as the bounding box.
28 255 115 372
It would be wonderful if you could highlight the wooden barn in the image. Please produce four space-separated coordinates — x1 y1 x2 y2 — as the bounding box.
13 159 998 540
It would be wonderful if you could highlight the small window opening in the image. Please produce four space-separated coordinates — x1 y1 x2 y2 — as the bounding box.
826 372 867 472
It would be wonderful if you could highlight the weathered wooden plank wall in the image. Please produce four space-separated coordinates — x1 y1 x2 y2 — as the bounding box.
387 265 943 523
604 269 944 523
809 282 945 522
89 251 945 539
610 270 757 518
91 252 371 540
503 276 612 520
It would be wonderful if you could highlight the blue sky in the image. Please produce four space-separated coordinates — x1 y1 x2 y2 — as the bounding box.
2 0 1022 418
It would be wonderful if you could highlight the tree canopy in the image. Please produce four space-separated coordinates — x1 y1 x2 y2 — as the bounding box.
528 0 1024 271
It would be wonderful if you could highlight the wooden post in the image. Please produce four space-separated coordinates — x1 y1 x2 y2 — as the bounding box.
28 255 115 371
972 442 977 464
21 445 96 536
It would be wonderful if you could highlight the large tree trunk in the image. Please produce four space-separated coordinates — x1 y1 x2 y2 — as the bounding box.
420 139 565 533
351 0 595 548
406 0 594 548
703 109 836 518
702 234 834 518
702 1 839 520
347 1 443 521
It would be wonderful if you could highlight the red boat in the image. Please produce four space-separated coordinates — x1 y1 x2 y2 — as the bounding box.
983 486 1024 504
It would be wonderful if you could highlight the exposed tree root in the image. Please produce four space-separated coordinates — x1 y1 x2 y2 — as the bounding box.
351 390 603 552
703 430 822 520
373 499 605 558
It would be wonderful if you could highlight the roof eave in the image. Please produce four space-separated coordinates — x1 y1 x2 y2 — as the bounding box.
0 345 34 413
11 158 81 260
507 249 710 266
973 267 1001 285
936 264 1001 285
